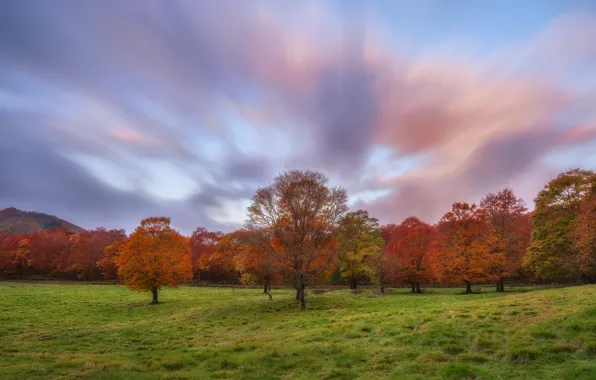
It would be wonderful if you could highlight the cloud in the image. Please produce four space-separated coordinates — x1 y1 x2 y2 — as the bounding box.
1 1 596 231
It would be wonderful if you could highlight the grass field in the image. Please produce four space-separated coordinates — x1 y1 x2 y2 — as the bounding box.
1 283 596 380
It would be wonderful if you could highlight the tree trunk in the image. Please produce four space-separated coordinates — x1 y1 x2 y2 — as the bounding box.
411 282 416 293
349 279 357 289
264 283 268 293
380 282 385 295
150 286 158 304
499 278 505 292
266 284 272 301
415 282 422 294
465 282 472 294
298 280 306 310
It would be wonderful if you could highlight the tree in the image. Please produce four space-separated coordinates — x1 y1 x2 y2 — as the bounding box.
97 237 127 280
432 203 497 293
375 224 400 294
115 217 192 304
336 210 383 289
574 195 596 282
247 170 348 310
386 217 435 293
217 229 280 299
188 228 230 282
11 238 32 278
69 228 127 280
525 169 596 281
480 189 530 292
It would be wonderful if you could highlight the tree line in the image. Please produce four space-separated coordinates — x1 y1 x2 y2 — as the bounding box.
1 168 594 309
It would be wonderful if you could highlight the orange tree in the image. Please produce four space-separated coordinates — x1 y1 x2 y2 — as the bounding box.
115 217 192 304
217 229 281 296
575 195 596 282
386 217 435 293
432 202 498 293
479 189 530 292
247 170 348 310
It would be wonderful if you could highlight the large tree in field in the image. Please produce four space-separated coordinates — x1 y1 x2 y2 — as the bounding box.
386 217 435 293
525 169 596 281
115 217 192 304
433 202 497 293
247 170 348 310
480 189 530 292
336 210 383 289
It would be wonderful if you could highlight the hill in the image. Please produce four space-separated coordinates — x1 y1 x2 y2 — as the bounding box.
0 207 85 234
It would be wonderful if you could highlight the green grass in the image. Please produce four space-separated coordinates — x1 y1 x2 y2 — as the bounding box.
1 283 596 379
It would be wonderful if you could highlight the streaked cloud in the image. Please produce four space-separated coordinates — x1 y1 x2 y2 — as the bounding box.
1 0 595 233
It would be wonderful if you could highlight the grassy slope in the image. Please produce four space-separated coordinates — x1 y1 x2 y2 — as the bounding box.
1 283 595 380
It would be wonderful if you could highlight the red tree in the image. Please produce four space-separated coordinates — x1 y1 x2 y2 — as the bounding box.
386 217 435 293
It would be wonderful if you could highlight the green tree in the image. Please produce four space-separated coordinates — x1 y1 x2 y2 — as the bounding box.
525 169 596 281
336 210 384 289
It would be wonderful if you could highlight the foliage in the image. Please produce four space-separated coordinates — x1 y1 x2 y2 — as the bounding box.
1 168 595 288
385 216 435 292
335 210 383 289
526 169 596 280
115 217 192 303
480 189 530 290
220 229 281 291
247 170 348 309
188 227 230 282
575 196 596 280
433 202 498 292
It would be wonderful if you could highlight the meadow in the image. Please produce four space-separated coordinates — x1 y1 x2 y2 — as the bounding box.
1 283 596 380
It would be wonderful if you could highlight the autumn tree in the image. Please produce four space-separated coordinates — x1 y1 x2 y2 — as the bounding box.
336 210 383 289
97 237 127 280
433 202 497 293
574 194 596 282
247 170 348 310
115 217 192 304
525 169 596 281
217 229 280 298
188 228 231 282
480 189 530 292
386 217 435 293
68 228 127 280
375 224 400 293
11 238 32 278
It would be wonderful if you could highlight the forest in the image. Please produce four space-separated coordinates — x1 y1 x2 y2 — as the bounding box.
1 168 595 309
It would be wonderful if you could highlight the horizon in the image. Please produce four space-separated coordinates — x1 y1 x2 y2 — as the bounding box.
2 1 596 235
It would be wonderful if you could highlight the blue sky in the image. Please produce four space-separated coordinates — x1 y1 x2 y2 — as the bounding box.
1 0 595 234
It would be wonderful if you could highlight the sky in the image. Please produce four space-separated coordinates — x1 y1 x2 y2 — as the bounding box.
1 0 596 234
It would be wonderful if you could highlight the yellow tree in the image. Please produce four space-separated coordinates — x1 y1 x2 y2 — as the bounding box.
11 238 32 278
115 217 192 304
336 210 383 289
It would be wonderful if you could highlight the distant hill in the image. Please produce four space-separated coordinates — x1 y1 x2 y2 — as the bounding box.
0 207 86 235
